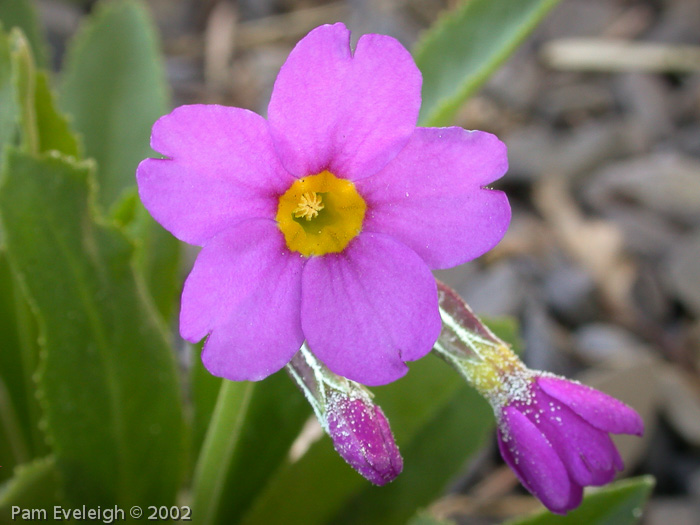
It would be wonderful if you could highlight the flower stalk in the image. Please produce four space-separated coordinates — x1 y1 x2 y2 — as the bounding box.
434 281 531 404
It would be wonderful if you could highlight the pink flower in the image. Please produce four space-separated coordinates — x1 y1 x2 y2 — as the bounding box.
497 375 644 514
137 23 510 386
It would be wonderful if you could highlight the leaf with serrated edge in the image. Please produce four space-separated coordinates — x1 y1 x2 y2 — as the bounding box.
0 456 60 511
0 149 185 508
9 28 38 154
34 71 81 157
59 0 180 320
8 32 81 158
0 25 48 480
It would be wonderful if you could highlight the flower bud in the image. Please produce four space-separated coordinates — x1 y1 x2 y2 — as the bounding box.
326 392 403 486
286 344 403 485
433 279 643 514
497 374 643 514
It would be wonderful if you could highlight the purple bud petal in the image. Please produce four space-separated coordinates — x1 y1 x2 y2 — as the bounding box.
537 376 644 436
498 406 576 513
326 393 403 485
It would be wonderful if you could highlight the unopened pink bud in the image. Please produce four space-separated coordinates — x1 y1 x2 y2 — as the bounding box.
326 393 403 485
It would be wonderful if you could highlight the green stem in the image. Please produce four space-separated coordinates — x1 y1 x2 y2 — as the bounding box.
191 380 254 525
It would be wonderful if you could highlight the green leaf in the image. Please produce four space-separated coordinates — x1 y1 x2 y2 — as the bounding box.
504 476 655 525
59 0 180 319
0 23 17 162
190 342 223 458
111 188 181 320
192 372 311 524
240 429 362 525
131 205 181 320
6 27 79 159
191 380 252 525
0 32 65 464
0 0 48 67
1 30 67 462
0 39 47 469
0 149 185 508
9 29 38 154
0 375 30 481
0 252 46 473
415 0 562 126
0 457 60 512
241 355 469 525
58 0 168 210
33 71 81 157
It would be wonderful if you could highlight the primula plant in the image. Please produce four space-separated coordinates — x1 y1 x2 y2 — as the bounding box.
0 1 654 524
140 19 643 516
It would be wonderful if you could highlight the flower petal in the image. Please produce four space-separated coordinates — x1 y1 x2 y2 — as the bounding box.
267 23 421 180
356 127 510 269
538 376 644 436
137 105 293 246
180 219 306 381
526 392 622 487
498 407 579 514
301 232 440 386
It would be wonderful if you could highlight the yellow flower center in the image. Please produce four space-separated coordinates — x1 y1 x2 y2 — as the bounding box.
276 171 366 257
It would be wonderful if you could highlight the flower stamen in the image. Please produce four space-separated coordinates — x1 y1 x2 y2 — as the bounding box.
277 171 366 256
293 192 324 221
